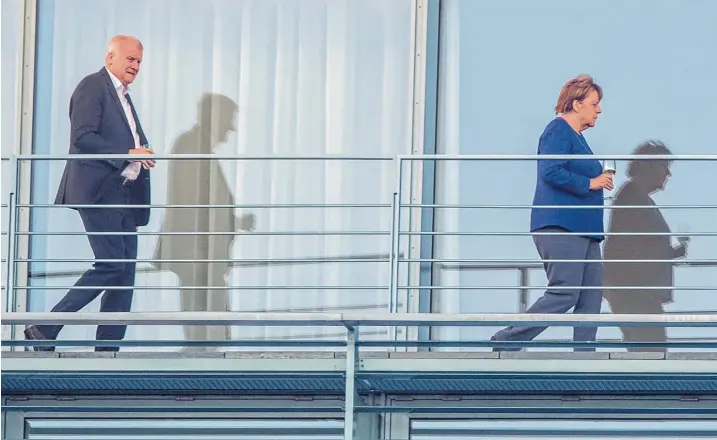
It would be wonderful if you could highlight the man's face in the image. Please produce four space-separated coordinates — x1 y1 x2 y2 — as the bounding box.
107 40 143 86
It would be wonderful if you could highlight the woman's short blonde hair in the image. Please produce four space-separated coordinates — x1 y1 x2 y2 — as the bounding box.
554 74 603 114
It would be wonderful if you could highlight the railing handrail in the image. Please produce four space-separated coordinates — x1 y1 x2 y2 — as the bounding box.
4 203 716 209
4 153 717 160
397 153 717 160
440 261 717 270
4 312 717 327
4 154 393 160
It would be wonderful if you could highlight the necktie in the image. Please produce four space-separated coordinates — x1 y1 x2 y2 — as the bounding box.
120 92 141 182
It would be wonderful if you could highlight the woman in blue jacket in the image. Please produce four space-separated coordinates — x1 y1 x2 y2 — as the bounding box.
491 75 614 350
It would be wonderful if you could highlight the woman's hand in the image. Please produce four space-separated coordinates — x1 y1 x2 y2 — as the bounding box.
589 173 614 191
672 243 688 259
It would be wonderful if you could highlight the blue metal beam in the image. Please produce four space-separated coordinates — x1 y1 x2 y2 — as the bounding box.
4 371 717 395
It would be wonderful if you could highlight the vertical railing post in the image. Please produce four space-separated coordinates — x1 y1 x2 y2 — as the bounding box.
390 157 403 312
518 266 529 313
388 192 399 314
389 157 403 314
6 156 19 349
388 157 404 343
343 326 359 440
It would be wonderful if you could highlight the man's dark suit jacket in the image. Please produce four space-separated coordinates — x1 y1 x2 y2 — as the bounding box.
55 67 151 226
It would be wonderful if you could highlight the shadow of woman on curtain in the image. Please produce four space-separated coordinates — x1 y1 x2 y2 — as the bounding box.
603 140 688 353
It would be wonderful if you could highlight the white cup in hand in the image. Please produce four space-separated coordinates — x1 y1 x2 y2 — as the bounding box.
677 223 690 246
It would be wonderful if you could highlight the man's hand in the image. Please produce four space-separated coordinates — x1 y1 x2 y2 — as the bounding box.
129 147 156 169
589 173 614 191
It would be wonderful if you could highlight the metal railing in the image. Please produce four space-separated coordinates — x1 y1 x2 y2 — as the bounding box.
440 262 717 314
2 153 717 352
389 153 717 350
2 154 402 345
2 153 717 440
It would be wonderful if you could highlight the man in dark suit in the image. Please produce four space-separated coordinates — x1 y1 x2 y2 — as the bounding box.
24 35 155 351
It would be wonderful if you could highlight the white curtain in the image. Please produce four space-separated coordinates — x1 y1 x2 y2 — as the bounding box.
28 0 415 350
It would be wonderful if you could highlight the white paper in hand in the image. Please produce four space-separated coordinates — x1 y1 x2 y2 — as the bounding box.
121 161 141 182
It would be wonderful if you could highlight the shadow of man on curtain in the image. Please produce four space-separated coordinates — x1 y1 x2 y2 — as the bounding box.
153 93 255 351
603 140 688 353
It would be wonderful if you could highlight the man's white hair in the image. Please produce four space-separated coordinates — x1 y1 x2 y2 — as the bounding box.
106 35 143 55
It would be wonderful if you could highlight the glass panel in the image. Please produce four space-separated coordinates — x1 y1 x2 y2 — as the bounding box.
26 418 343 439
433 0 717 349
27 0 414 349
1 0 24 346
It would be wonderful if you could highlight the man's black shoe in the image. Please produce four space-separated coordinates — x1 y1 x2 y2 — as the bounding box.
23 326 55 352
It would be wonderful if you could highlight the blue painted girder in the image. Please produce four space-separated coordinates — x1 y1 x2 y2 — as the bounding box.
4 371 717 395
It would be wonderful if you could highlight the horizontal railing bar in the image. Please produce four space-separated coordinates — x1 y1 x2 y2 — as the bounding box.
5 339 717 349
14 285 713 291
20 286 385 290
2 339 347 348
544 336 717 344
19 258 390 263
1 260 711 274
400 231 714 236
404 259 717 264
12 203 717 210
4 312 717 326
13 203 717 209
8 153 716 161
24 253 403 279
440 261 717 270
396 285 715 290
27 257 716 264
397 153 717 160
9 154 393 160
18 203 390 209
14 231 712 237
357 340 717 348
17 231 389 236
400 203 717 209
7 259 715 267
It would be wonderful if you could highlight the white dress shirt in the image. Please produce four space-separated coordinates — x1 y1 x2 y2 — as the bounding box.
105 67 142 181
